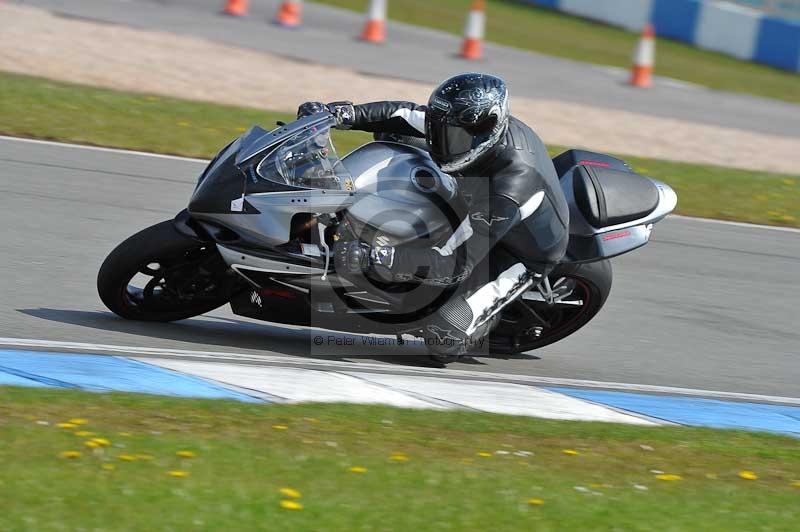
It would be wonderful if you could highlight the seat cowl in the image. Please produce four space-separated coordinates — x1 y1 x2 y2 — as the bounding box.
572 166 660 228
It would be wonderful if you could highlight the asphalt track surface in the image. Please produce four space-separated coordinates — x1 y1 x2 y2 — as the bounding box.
1 137 799 397
19 0 800 138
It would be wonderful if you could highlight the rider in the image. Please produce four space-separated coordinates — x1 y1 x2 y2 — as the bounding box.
298 73 569 359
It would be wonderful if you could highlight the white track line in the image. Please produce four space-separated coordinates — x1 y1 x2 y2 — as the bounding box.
2 337 799 406
668 214 800 234
2 135 795 233
0 135 209 164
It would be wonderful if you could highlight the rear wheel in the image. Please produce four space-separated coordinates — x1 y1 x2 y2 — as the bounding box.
489 260 612 355
97 221 233 322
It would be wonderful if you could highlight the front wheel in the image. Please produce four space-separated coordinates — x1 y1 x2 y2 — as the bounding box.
489 260 612 355
97 220 234 322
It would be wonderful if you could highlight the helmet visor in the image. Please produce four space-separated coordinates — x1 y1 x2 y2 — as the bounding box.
426 121 474 163
426 113 499 169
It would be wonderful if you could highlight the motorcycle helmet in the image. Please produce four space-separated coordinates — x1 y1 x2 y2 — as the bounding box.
425 73 509 173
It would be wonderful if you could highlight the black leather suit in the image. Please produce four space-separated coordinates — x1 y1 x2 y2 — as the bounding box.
346 101 570 352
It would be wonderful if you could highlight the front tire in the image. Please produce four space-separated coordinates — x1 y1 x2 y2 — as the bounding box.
97 221 233 322
489 260 613 355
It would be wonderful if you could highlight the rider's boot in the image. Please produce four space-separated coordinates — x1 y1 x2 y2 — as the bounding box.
424 263 540 363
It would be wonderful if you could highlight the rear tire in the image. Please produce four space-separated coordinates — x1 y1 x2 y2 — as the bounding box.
489 260 612 355
97 221 232 322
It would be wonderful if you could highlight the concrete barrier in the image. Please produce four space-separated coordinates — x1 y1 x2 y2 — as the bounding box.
696 2 762 60
522 0 800 72
560 0 651 31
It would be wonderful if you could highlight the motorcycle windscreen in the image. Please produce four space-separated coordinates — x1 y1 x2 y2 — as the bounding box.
255 125 355 192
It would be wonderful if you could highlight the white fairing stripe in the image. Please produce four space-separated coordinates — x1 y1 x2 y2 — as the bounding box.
432 217 473 256
353 157 393 188
390 108 426 134
519 190 545 220
464 263 534 335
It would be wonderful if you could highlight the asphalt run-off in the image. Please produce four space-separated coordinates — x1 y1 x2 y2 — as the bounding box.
1 137 799 436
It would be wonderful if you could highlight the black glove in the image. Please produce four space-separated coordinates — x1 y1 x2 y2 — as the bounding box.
296 101 355 129
296 101 328 119
334 240 396 281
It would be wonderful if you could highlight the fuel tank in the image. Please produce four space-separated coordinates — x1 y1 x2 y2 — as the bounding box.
344 142 460 246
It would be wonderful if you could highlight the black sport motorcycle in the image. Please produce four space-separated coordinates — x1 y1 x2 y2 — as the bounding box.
98 113 676 359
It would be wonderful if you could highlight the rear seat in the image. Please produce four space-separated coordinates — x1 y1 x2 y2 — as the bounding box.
572 165 660 228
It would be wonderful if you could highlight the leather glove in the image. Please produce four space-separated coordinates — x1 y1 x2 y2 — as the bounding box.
296 101 328 119
296 101 355 129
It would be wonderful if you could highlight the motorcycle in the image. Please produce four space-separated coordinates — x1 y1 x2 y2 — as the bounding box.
97 112 677 360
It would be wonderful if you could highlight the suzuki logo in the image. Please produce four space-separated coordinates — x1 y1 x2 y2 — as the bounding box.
250 291 262 308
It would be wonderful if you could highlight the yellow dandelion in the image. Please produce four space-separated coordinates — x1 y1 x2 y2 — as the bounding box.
145 96 160 102
117 432 133 437
279 487 301 499
349 466 367 473
790 480 800 488
782 179 796 186
303 417 319 423
562 449 580 456
91 438 111 447
84 440 100 449
101 464 116 471
74 430 94 437
177 121 191 127
136 454 154 461
176 450 196 459
738 470 758 480
477 452 492 458
389 453 409 462
68 418 88 425
117 454 137 461
655 474 683 481
705 473 718 480
59 450 82 459
280 500 303 510
57 422 77 429
272 424 288 430
235 127 248 133
167 470 190 478
527 498 545 506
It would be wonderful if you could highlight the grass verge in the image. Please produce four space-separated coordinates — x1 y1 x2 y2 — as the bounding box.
1 71 798 227
311 0 800 104
2 386 800 531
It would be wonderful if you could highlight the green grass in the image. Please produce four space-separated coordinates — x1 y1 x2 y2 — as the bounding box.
1 71 798 227
311 0 800 104
1 386 799 531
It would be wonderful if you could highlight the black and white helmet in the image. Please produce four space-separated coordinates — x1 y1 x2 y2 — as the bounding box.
425 73 509 173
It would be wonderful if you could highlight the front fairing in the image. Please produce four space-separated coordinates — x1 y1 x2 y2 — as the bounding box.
189 136 250 215
189 113 352 215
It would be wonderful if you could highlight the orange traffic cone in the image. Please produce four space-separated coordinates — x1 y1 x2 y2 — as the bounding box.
360 0 387 43
274 0 303 28
460 0 485 60
630 23 655 88
222 0 249 17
